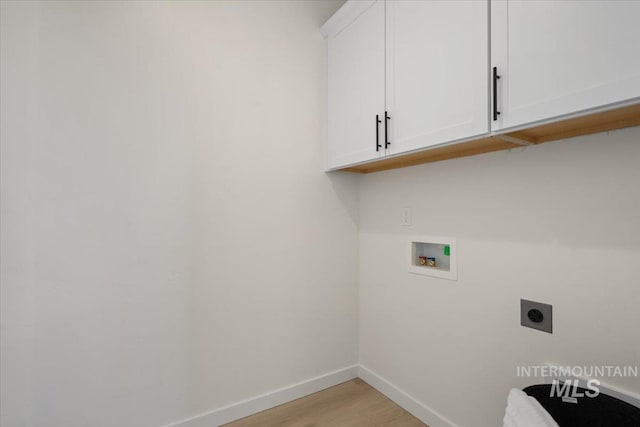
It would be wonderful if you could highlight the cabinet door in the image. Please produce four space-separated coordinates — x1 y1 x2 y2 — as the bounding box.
327 0 385 169
386 0 489 155
492 0 640 131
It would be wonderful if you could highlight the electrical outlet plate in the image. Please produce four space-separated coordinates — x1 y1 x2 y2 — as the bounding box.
521 299 553 334
401 207 412 226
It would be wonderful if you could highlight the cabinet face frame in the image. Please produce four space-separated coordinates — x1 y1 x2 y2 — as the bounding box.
385 0 491 156
326 0 386 170
491 0 640 132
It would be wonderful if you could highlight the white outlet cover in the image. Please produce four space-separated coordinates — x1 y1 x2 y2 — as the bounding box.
402 207 412 226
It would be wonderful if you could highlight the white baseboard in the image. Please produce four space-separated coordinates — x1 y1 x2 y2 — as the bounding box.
164 364 359 427
358 365 459 427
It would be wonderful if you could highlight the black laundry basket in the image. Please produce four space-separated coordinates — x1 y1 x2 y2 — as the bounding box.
523 384 640 427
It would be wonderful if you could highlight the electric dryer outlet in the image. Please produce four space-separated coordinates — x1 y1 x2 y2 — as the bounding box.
520 299 552 333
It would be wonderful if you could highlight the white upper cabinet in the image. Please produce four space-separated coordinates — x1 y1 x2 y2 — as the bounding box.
326 0 385 169
386 0 489 155
491 0 640 131
323 0 640 172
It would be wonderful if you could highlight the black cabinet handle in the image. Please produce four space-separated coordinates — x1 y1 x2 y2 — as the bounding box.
376 114 382 151
493 67 501 121
385 111 391 148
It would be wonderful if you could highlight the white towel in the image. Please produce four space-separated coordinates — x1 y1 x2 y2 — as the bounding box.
503 388 560 427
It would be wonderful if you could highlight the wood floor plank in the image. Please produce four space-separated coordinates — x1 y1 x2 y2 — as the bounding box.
222 379 427 427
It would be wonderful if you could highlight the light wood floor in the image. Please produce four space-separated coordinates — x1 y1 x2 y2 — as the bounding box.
222 378 427 427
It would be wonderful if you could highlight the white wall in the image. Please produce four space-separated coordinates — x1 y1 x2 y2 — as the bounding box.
358 127 640 427
0 1 356 426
